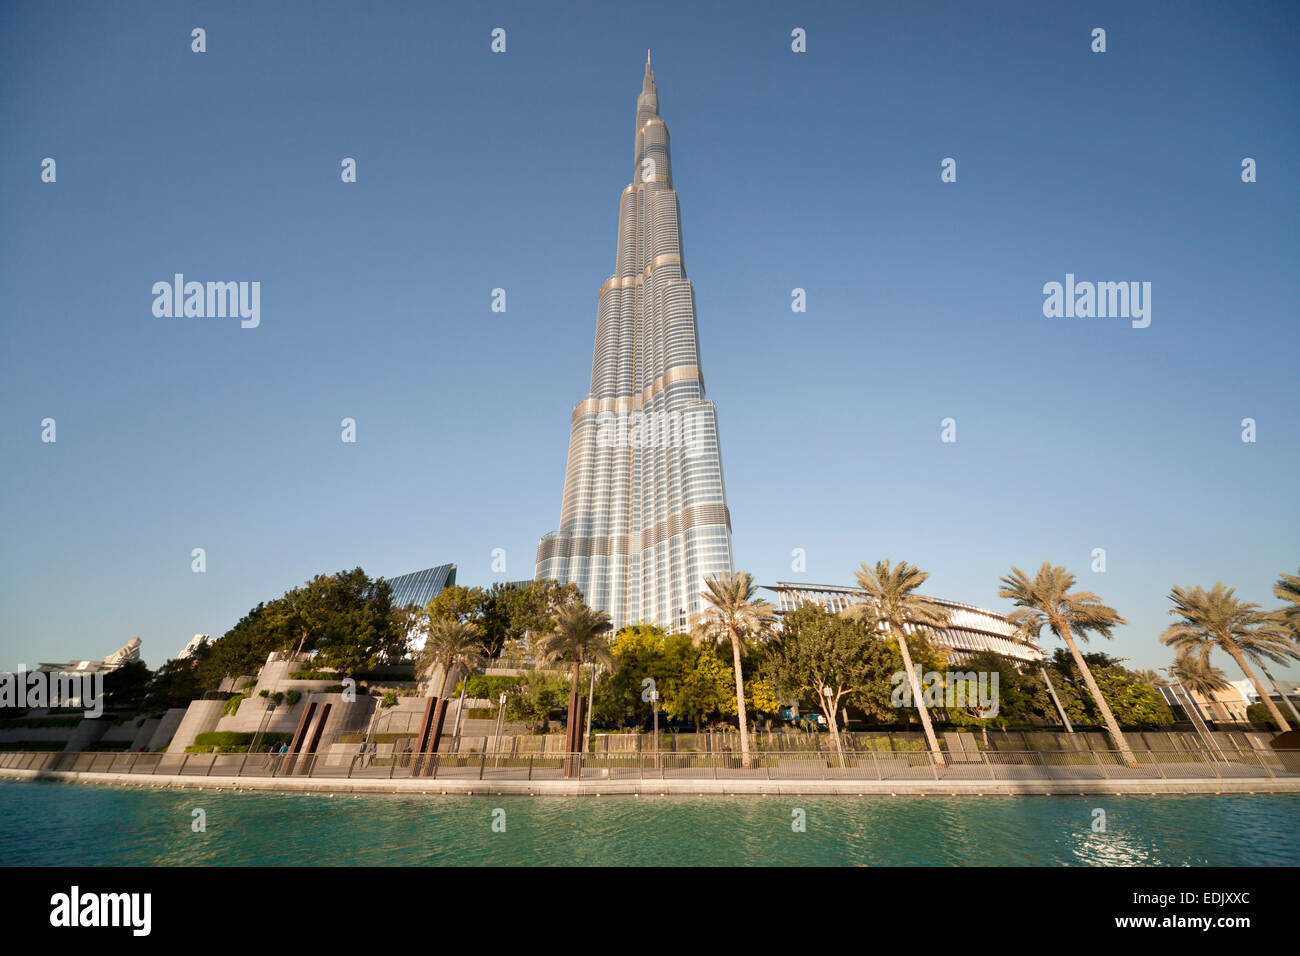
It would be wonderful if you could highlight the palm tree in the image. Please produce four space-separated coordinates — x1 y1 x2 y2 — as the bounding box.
1166 648 1232 717
998 563 1137 768
1133 669 1168 688
1274 569 1300 636
1160 583 1297 732
534 600 613 753
417 617 488 697
1164 648 1232 761
691 571 776 769
844 560 951 769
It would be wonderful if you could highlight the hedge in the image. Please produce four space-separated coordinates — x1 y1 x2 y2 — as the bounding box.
459 675 524 698
186 731 294 754
0 741 68 751
0 716 83 729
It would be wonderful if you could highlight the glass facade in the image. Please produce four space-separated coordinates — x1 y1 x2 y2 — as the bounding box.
386 564 457 610
536 56 735 632
765 582 1046 665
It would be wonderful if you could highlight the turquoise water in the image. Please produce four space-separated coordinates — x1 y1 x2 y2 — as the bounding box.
1 780 1296 866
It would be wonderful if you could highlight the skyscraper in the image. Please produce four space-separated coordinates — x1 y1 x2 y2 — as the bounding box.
535 54 734 633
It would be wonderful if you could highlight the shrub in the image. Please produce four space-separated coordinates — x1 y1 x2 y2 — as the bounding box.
381 692 398 709
0 716 83 729
289 670 337 681
460 675 525 699
223 693 250 716
186 731 293 754
285 690 302 706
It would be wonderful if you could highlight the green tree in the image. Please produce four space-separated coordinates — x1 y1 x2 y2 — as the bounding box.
1160 582 1298 732
999 563 1137 767
417 617 488 697
691 571 776 768
664 646 736 730
533 600 613 748
597 624 693 728
506 671 571 732
844 560 952 767
143 656 207 712
1274 569 1300 638
768 603 874 760
1165 648 1232 722
100 660 151 714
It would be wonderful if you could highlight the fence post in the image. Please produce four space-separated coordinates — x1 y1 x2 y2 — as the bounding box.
178 753 190 777
1091 749 1108 779
713 755 718 779
1204 747 1221 779
347 755 356 779
238 751 250 778
1148 751 1166 779
479 751 486 780
1258 749 1276 779
431 753 441 779
928 750 940 780
528 755 534 781
1031 750 1049 780
979 750 995 781
388 753 397 779
870 748 881 782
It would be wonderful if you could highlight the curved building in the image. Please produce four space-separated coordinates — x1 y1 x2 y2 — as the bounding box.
536 55 734 631
765 582 1044 665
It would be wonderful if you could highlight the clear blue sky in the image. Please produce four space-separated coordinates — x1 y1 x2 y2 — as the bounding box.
2 0 1297 677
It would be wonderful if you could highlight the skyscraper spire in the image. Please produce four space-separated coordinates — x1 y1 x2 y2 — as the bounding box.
536 59 735 632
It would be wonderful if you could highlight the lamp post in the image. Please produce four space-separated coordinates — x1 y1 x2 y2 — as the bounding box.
585 662 598 753
651 688 660 770
494 691 507 754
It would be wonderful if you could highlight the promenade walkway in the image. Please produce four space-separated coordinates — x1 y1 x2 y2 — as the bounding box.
3 748 1298 796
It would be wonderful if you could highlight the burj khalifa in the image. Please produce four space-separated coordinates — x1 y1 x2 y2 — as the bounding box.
535 54 735 632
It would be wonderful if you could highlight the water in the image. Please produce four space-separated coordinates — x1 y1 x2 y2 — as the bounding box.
1 780 1296 866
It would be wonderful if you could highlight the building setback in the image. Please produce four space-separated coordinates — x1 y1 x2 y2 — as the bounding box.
536 55 734 632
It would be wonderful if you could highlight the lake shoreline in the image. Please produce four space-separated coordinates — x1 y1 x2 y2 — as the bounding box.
4 767 1298 798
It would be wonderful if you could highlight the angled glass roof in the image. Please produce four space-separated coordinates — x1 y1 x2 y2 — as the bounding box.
385 564 457 610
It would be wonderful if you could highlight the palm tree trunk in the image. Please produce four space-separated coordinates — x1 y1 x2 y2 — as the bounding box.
1062 626 1138 768
895 628 944 769
728 628 751 769
824 687 845 767
1260 663 1300 724
1225 645 1291 732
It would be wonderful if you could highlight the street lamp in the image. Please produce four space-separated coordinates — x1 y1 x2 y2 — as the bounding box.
651 688 660 769
494 691 507 752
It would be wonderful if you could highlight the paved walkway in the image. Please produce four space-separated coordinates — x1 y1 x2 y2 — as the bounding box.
4 766 1298 797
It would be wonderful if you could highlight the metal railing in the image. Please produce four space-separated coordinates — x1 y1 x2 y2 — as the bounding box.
1 748 1296 783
